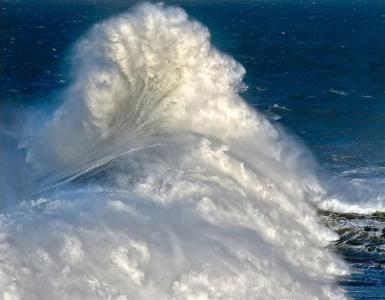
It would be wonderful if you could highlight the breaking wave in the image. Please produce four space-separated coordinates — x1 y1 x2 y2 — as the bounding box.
0 3 364 299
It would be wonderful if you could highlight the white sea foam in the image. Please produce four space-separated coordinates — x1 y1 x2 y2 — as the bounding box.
0 3 354 299
319 176 385 214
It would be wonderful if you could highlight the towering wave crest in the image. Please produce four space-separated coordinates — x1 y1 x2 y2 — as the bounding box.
0 3 350 299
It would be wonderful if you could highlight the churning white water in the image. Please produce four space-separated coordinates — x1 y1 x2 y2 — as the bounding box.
0 3 351 299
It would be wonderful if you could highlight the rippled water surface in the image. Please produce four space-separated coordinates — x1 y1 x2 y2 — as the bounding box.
1 1 384 299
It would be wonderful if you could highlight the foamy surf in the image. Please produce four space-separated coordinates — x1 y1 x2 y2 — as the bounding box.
4 2 382 299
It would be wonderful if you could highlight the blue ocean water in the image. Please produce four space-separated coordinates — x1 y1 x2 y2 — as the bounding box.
2 0 384 172
1 0 384 298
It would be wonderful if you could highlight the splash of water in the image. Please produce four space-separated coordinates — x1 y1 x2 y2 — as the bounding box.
0 3 350 299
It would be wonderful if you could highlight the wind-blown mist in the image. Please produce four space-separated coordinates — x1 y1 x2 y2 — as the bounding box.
0 3 351 299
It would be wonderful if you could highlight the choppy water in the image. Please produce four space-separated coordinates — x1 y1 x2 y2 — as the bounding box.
0 1 384 299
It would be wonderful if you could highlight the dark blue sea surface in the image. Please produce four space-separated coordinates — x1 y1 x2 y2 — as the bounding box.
1 0 384 298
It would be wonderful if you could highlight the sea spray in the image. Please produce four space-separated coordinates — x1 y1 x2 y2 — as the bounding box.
0 3 349 299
